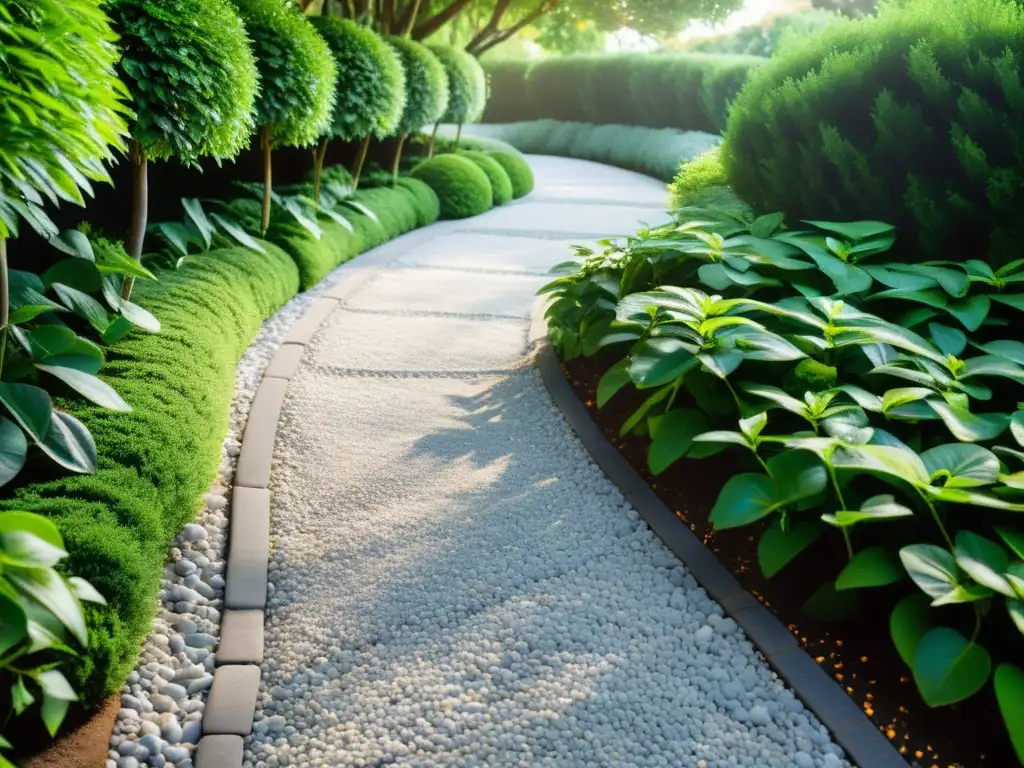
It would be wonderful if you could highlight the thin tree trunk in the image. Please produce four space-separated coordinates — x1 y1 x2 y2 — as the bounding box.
261 125 273 234
398 0 422 35
121 139 148 301
0 236 8 380
454 122 463 151
411 0 471 39
313 138 330 207
391 132 408 184
428 122 441 158
352 135 371 189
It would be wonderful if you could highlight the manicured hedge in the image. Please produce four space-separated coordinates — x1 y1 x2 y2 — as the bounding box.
410 155 493 219
486 150 534 199
481 53 765 133
459 151 513 206
0 244 300 702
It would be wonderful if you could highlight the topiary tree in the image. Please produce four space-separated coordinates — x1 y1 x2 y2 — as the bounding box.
410 154 492 218
310 17 406 197
386 36 449 183
231 0 338 231
105 0 260 298
723 0 1024 264
426 45 487 157
485 149 534 199
459 150 513 206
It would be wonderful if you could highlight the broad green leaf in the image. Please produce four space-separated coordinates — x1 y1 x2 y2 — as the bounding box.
34 365 130 412
697 349 743 379
729 328 806 362
51 284 109 334
37 411 96 475
95 246 157 281
926 485 1024 511
836 545 904 590
629 338 698 388
803 220 895 240
912 627 991 707
153 222 195 257
36 669 77 701
182 198 215 249
900 544 990 606
24 325 78 360
209 213 264 253
691 430 750 448
836 384 882 412
740 384 806 415
11 677 34 716
881 387 933 414
994 664 1024 764
0 383 52 444
890 594 933 667
895 264 969 297
0 417 27 488
0 529 66 569
68 576 106 605
0 582 28 656
41 259 103 292
980 340 1024 365
768 449 828 503
596 359 631 408
997 527 1024 560
1012 411 1024 448
51 229 95 261
954 531 1014 597
928 323 966 357
647 409 710 476
928 399 1009 443
739 411 767 441
757 521 823 579
822 494 914 528
863 265 935 291
619 385 670 437
750 212 784 239
101 315 134 345
709 473 776 530
120 300 160 333
801 580 863 621
961 355 1024 384
920 444 999 488
992 294 1024 312
832 443 929 485
946 295 991 331
6 567 86 646
0 512 63 549
40 694 70 737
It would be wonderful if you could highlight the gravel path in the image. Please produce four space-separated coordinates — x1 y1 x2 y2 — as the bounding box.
247 157 852 768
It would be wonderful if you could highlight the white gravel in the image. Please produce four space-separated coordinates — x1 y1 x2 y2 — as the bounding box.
245 157 852 768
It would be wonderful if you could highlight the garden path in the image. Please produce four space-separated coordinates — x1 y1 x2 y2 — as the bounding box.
246 157 850 768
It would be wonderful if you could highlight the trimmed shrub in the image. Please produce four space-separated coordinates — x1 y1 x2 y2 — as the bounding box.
723 0 1024 263
387 37 449 136
107 0 259 163
430 46 488 125
231 0 338 148
459 151 513 206
669 145 750 216
410 155 492 219
485 150 534 199
483 53 765 133
311 16 406 141
395 177 441 226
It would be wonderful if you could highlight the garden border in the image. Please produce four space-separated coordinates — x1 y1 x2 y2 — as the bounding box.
527 302 908 768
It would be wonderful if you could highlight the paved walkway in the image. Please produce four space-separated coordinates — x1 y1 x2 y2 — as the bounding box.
245 157 850 768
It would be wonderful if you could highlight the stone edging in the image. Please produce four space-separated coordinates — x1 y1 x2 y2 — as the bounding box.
192 222 459 767
527 304 907 768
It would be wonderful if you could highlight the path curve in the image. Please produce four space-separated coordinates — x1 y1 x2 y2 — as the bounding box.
245 157 852 768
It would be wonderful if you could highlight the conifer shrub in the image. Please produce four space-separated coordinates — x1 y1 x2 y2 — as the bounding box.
386 37 449 179
410 155 492 219
459 151 513 206
723 0 1024 263
431 46 488 126
485 150 534 199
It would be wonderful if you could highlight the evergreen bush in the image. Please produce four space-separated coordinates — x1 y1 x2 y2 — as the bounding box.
431 46 488 126
410 155 492 219
723 0 1024 263
485 150 534 199
386 36 449 179
459 151 513 206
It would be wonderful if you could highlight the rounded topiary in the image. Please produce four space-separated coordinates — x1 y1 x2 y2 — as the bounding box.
429 46 488 125
387 37 450 136
485 150 534 199
395 177 441 226
231 0 338 148
311 17 406 142
409 155 492 220
723 0 1024 263
459 151 513 206
107 0 259 164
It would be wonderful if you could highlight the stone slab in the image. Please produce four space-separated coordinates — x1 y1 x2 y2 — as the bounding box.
235 377 289 489
216 609 265 665
225 488 270 610
283 297 339 345
194 735 243 768
314 310 527 373
346 268 546 318
263 342 305 380
203 665 260 736
468 201 670 237
393 232 587 275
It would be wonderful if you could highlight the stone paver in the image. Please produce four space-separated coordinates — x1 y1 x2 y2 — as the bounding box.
468 200 671 236
393 232 593 275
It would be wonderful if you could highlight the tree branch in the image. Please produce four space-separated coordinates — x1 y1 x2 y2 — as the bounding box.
465 0 512 51
467 0 557 55
411 0 472 39
396 0 423 35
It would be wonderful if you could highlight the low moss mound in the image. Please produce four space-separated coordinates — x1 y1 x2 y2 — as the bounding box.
409 155 493 220
459 151 513 206
484 150 534 199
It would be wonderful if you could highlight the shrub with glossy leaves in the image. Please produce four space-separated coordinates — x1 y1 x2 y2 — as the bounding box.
724 0 1024 263
387 36 449 136
460 150 512 206
429 45 488 125
106 0 259 164
231 0 338 147
410 155 491 219
311 16 406 141
0 0 130 239
486 150 534 199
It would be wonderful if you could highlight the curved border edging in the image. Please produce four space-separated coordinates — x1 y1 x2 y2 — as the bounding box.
528 304 907 768
191 220 461 768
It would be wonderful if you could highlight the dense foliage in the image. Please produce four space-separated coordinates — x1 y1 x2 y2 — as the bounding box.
106 0 259 164
482 53 766 133
459 151 512 206
410 155 493 219
429 46 488 126
724 0 1024 265
311 16 406 142
689 10 839 58
485 150 534 199
231 0 338 148
670 145 749 214
387 36 450 136
543 201 1024 758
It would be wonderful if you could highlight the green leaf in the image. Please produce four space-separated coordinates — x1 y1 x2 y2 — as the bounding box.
619 385 670 437
768 449 828 503
0 582 28 657
920 444 999 488
741 383 807 414
740 411 768 441
34 365 130 412
0 529 66 569
37 411 96 475
691 430 750 448
890 594 933 668
40 693 69 737
954 531 1013 597
95 247 157 281
647 409 711 476
912 627 991 707
979 340 1024 365
51 229 94 261
709 473 776 530
50 284 109 334
881 387 933 415
0 512 63 550
0 383 52 445
832 443 929 486
750 212 784 239
0 417 27 488
41 259 102 292
900 544 989 606
822 494 914 528
801 580 863 621
119 300 160 333
68 576 105 605
836 545 904 590
928 323 966 357
101 316 133 344
36 669 77 701
757 521 823 579
153 222 195 257
182 198 215 249
994 664 1024 764
802 220 895 240
946 295 991 331
925 484 1024 511
11 677 34 716
6 567 86 646
997 527 1024 560
209 213 264 253
629 338 698 388
596 359 630 408
928 399 1009 443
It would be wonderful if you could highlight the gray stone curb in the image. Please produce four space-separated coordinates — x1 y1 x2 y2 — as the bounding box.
529 304 906 768
194 735 243 768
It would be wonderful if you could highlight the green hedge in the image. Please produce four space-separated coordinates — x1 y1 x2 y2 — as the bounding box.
485 149 534 199
459 150 513 206
410 155 493 219
481 53 765 133
0 244 300 702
